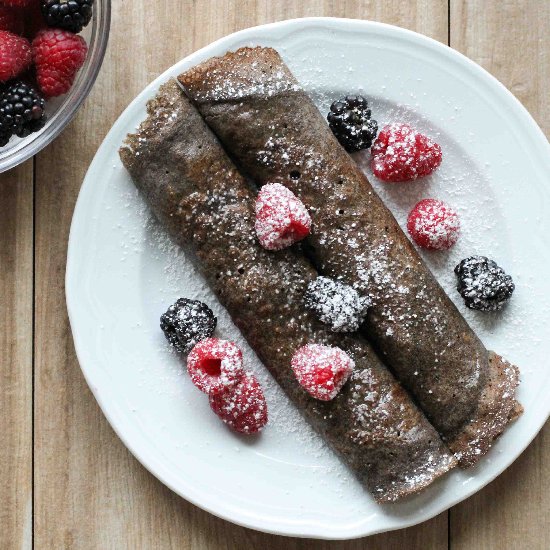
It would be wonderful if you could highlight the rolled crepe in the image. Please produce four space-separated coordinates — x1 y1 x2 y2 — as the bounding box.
119 80 456 502
179 48 522 466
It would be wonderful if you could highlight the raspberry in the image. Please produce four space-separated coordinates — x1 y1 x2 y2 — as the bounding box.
291 344 354 401
371 123 442 182
407 198 460 250
209 373 268 434
255 182 311 250
0 30 31 82
0 6 24 34
32 28 87 97
186 338 244 396
2 0 33 7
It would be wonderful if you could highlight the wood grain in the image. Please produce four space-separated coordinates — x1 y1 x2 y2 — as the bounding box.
450 1 550 548
0 162 33 550
32 1 449 549
26 0 549 548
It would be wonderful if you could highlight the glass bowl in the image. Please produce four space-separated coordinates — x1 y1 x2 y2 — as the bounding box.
0 0 111 174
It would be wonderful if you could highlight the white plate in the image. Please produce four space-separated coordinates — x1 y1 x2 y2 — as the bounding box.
66 18 550 539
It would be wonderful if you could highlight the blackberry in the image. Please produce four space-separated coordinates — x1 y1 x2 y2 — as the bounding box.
0 127 11 147
455 256 515 311
41 0 94 33
327 95 378 152
160 298 217 354
304 276 370 332
0 81 14 147
0 81 47 147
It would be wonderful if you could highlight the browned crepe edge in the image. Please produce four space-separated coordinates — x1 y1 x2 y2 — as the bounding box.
448 352 521 466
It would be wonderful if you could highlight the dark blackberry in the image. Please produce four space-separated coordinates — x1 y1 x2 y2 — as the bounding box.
160 298 217 353
304 276 370 332
41 0 94 33
0 82 12 147
327 95 378 152
0 130 11 147
0 81 47 147
455 256 515 311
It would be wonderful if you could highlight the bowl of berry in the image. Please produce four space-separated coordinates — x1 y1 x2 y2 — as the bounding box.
0 0 110 173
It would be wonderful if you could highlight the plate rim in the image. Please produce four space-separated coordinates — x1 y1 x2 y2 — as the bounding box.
66 17 550 540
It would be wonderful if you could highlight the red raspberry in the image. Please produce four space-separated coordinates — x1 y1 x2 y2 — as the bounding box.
0 6 24 34
407 198 460 250
371 123 442 182
23 0 47 40
0 30 31 82
186 338 244 396
1 0 33 6
209 373 268 434
255 182 311 250
291 343 354 401
32 28 87 98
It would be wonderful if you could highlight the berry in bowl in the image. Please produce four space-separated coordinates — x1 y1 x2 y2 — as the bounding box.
0 0 110 173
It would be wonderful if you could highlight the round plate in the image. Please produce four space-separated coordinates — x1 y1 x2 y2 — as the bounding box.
66 18 550 539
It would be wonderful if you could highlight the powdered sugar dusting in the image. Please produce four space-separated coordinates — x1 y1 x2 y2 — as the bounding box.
343 95 550 377
72 38 550 527
187 61 300 102
138 210 337 463
290 343 354 401
181 50 529 460
407 198 460 250
209 372 268 434
254 182 311 250
371 123 442 182
186 338 244 395
304 276 370 332
160 298 216 353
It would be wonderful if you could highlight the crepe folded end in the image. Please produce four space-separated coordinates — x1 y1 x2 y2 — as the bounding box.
355 380 457 503
178 46 298 104
120 79 249 246
448 353 522 467
120 79 185 170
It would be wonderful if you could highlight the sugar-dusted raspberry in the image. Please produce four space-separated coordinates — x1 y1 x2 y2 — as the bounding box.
371 123 442 182
407 198 460 250
209 372 268 434
255 182 311 250
291 343 354 401
186 338 244 396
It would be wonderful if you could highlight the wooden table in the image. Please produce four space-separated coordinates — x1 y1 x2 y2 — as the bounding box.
1 1 548 548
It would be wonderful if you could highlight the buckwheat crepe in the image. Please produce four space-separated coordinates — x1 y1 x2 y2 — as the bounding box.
179 49 522 466
119 80 456 501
